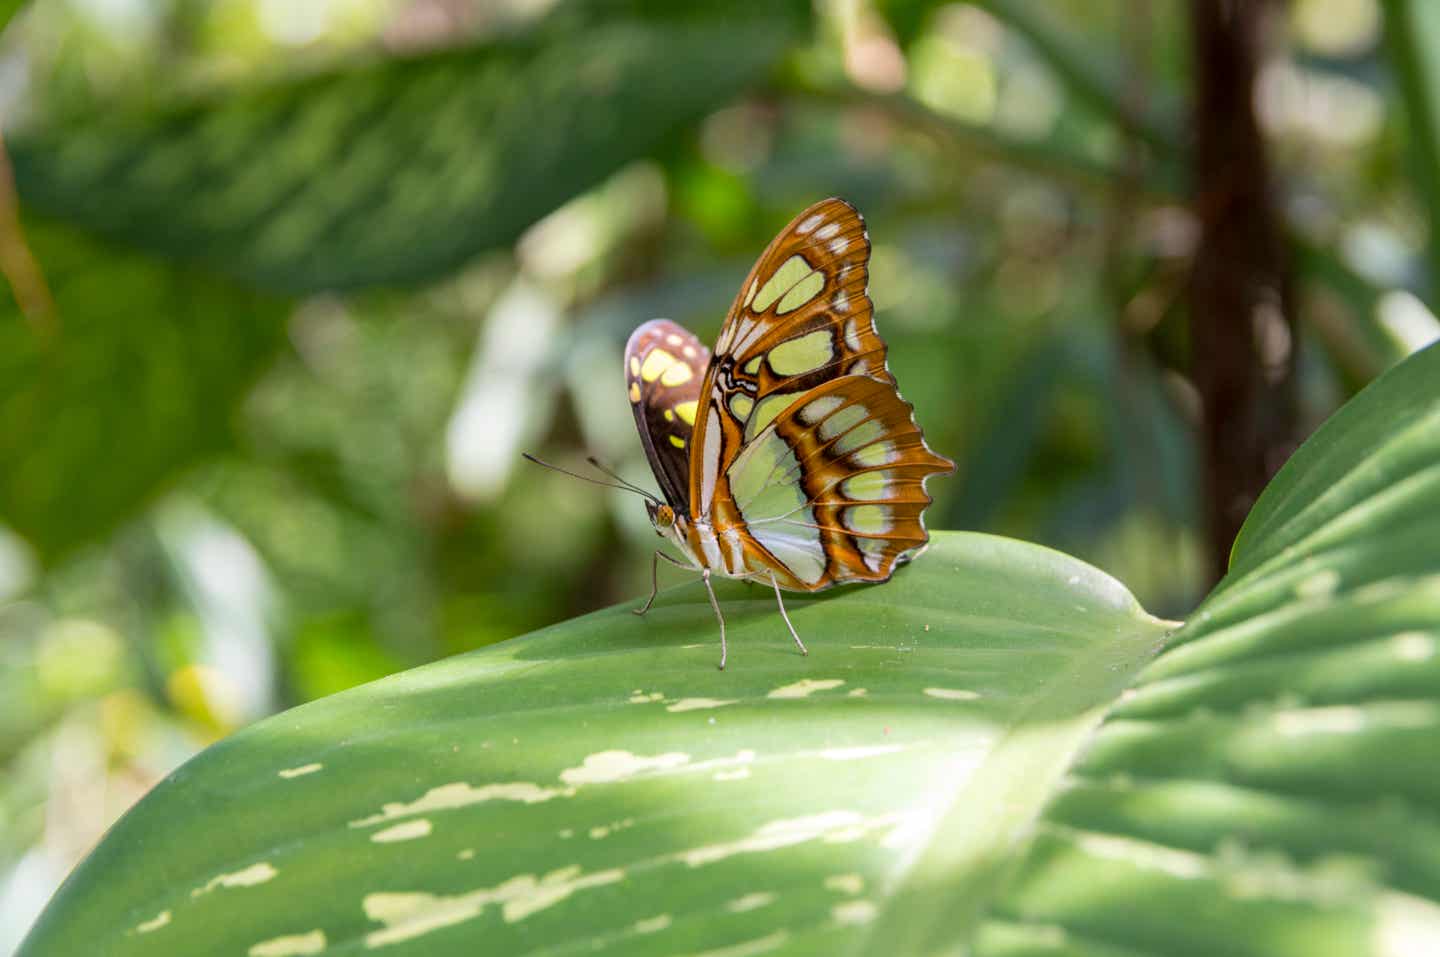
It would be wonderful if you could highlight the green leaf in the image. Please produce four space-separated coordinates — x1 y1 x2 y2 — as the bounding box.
976 342 1440 956
20 339 1440 953
19 532 1173 955
0 221 288 561
9 1 807 293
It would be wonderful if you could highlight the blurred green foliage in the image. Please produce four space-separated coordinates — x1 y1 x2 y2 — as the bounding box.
1 0 1436 949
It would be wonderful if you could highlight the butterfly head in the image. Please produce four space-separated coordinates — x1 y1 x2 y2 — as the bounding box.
644 499 692 555
645 500 677 533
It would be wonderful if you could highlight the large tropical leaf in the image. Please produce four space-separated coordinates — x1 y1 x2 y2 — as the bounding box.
19 532 1172 955
972 341 1440 956
18 342 1440 955
9 0 808 293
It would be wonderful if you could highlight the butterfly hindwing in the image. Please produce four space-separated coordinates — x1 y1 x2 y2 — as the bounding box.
625 319 709 513
716 374 953 589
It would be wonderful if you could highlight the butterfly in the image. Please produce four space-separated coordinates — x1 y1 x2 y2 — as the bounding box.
531 198 953 668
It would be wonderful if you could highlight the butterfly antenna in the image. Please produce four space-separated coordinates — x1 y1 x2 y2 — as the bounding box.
522 453 658 504
585 456 656 499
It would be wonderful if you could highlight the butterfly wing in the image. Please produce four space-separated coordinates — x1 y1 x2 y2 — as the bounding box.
624 319 710 511
718 374 953 589
686 198 953 589
688 198 896 518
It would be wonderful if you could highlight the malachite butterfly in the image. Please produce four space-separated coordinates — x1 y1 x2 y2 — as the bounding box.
533 198 953 668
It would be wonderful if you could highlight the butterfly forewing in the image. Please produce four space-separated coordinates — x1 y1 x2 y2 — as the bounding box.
688 198 899 518
625 319 709 512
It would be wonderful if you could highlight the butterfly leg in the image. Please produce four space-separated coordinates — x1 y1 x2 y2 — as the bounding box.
770 572 808 657
634 550 691 616
702 568 727 670
634 552 662 616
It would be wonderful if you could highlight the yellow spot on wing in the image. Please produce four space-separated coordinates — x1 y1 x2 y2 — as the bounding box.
663 409 674 421
768 329 833 374
776 271 826 314
629 356 640 376
674 400 699 425
842 471 891 501
742 356 763 375
730 394 754 420
853 442 898 466
819 405 867 441
745 393 800 440
660 361 694 386
249 930 326 956
629 382 641 402
835 420 886 454
640 349 677 382
744 278 758 308
846 505 891 534
754 256 814 312
668 435 686 449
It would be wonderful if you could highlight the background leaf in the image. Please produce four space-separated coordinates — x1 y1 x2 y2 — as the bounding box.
17 533 1172 955
1384 0 1440 303
0 220 287 561
9 1 808 293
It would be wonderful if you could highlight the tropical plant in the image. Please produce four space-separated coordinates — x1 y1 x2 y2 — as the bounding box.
20 341 1440 955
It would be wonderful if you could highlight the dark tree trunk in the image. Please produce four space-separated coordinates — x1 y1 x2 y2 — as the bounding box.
1189 0 1300 582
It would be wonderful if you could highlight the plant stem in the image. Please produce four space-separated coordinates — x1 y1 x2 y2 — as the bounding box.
1188 0 1300 581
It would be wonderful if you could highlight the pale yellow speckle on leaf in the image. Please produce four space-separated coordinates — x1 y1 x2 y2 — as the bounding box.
248 929 326 956
559 750 689 785
832 900 878 925
372 819 433 843
923 687 980 701
687 930 790 957
361 866 624 947
767 678 845 699
666 698 738 713
634 914 672 934
135 910 171 934
192 862 277 897
726 892 776 913
278 763 323 779
349 781 572 828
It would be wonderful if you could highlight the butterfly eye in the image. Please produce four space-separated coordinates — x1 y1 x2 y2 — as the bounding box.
654 505 675 529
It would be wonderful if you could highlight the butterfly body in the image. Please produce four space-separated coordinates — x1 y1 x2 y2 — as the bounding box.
624 198 954 665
